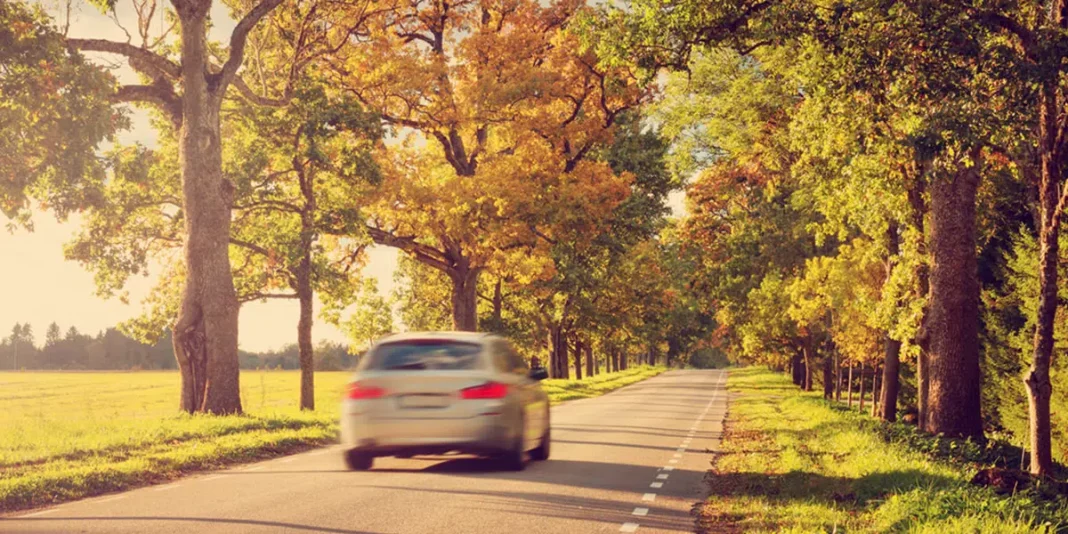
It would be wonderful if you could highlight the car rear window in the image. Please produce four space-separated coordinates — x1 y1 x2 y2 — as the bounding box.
366 341 483 371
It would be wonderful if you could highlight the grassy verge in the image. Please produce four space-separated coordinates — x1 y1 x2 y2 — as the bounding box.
0 366 664 513
699 367 1068 533
542 365 666 404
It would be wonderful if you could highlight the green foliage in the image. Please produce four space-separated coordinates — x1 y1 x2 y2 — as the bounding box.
337 278 393 352
0 1 125 224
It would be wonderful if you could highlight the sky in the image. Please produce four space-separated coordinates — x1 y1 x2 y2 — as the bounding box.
0 1 686 352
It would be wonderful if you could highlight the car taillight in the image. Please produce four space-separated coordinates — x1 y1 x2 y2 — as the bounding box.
346 382 385 400
460 381 508 400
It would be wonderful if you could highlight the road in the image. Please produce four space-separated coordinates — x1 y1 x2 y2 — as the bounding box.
3 369 728 534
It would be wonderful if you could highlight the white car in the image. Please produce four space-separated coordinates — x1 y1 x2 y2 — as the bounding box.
340 332 551 471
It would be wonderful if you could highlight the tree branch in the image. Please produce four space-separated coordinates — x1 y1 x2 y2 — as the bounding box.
231 75 289 107
68 38 180 79
241 292 300 303
113 84 182 127
365 225 454 274
230 237 273 258
216 0 283 93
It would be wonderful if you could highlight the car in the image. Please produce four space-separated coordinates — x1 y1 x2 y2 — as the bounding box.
340 331 551 471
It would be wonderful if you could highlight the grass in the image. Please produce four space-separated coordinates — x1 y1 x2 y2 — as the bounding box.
699 367 1068 534
0 365 664 513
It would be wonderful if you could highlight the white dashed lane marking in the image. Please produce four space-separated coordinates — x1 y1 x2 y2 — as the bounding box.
617 372 726 534
154 484 180 492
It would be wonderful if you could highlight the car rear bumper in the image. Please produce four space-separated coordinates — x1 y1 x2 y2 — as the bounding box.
340 410 516 456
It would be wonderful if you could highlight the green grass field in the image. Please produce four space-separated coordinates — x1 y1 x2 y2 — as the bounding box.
699 367 1068 533
0 365 663 513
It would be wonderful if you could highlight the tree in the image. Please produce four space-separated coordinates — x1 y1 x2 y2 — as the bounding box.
326 0 646 331
0 1 123 227
966 0 1068 476
45 322 62 349
337 279 394 353
1 0 288 413
62 11 381 411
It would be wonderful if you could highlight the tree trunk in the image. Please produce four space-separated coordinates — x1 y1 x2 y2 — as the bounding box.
548 325 570 379
859 364 866 412
847 362 854 409
907 175 931 430
297 281 314 411
822 354 833 399
871 363 881 417
834 349 842 402
1026 77 1064 476
791 351 804 386
295 159 316 411
489 278 503 331
585 341 594 377
926 154 984 439
574 338 584 380
802 342 813 392
881 223 902 422
171 6 241 415
881 335 901 422
449 267 479 331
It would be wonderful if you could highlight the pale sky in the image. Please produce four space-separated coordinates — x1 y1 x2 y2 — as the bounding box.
0 0 685 352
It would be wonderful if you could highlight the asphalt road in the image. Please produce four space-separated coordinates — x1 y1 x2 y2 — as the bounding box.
3 369 728 534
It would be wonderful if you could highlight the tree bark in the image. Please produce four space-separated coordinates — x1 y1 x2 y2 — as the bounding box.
1026 72 1065 476
573 338 584 380
881 223 902 422
881 335 901 422
547 325 570 379
585 341 594 376
871 363 881 417
490 278 503 330
926 154 984 439
172 4 241 415
834 348 842 402
295 161 316 411
802 342 813 392
791 351 804 386
297 279 314 411
449 266 480 331
907 175 931 430
822 353 833 399
859 364 867 412
847 361 854 409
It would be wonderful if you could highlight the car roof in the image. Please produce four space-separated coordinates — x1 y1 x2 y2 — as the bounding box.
376 331 497 345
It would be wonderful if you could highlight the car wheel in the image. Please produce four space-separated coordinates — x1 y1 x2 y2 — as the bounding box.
344 449 373 471
531 420 550 461
500 422 527 472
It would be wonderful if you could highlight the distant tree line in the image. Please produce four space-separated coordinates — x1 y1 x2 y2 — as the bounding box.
0 322 357 372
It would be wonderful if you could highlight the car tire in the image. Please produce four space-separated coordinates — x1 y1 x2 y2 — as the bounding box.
344 449 373 471
530 414 550 461
500 423 527 472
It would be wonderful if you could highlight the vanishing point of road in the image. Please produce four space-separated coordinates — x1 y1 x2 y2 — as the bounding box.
3 370 728 534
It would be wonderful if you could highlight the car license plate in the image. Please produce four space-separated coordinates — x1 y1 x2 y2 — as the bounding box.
398 394 450 409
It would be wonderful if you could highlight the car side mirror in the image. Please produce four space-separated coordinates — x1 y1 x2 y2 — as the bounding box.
528 367 549 381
